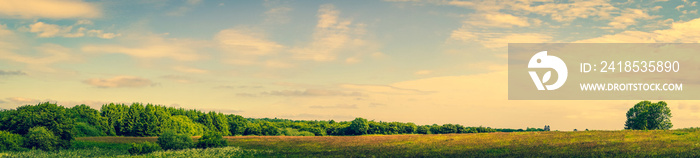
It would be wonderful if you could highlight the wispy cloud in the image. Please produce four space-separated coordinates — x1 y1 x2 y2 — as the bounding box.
0 43 77 71
83 76 154 88
290 4 376 62
310 104 358 109
82 33 206 61
263 89 363 97
0 0 101 19
605 9 657 29
27 21 119 38
160 75 197 84
173 66 209 74
577 18 700 43
167 0 203 16
0 70 27 76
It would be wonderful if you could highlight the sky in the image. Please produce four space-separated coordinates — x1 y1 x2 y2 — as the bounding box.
1 0 700 131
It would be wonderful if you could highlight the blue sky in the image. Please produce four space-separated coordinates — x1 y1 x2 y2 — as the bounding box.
1 0 700 131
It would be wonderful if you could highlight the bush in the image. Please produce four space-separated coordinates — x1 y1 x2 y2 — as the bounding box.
25 126 58 151
0 102 74 149
157 130 193 150
0 130 25 151
197 131 227 148
281 128 315 136
128 142 162 155
72 122 104 137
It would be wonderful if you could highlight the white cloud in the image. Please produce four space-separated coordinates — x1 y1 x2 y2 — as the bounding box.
577 18 700 43
468 12 531 28
443 0 617 22
0 0 101 19
83 76 154 88
606 9 657 29
29 22 73 37
28 21 120 39
82 34 205 61
263 89 363 97
450 26 552 48
676 5 685 11
216 28 283 56
167 0 203 16
340 84 431 95
87 30 121 39
0 43 76 71
310 104 358 109
173 66 209 74
265 7 293 24
290 4 373 62
414 70 433 75
160 75 196 84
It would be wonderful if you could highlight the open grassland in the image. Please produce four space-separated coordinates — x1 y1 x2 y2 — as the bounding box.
3 129 700 157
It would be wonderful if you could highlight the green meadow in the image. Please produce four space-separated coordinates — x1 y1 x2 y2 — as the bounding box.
3 129 700 157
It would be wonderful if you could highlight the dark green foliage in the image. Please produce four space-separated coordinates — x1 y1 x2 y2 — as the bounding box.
227 115 247 136
1 102 504 140
72 122 104 137
157 130 194 150
68 104 112 136
349 118 369 135
25 126 58 151
281 128 315 136
128 142 161 155
163 115 207 136
625 101 673 130
301 127 325 136
244 122 262 135
259 121 279 135
0 102 74 149
196 131 227 148
0 130 25 151
416 125 430 134
101 103 229 137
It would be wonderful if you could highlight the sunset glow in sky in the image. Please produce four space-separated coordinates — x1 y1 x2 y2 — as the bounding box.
2 0 700 131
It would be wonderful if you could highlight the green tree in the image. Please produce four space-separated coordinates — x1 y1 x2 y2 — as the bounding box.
625 101 673 130
25 126 58 151
244 122 262 135
349 118 369 135
101 103 128 136
416 125 430 134
0 102 74 149
259 121 279 135
69 104 112 136
157 130 193 150
196 131 227 148
227 115 247 136
163 115 206 136
0 130 25 151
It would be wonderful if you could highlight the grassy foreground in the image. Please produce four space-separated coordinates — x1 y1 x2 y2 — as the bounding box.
3 129 700 157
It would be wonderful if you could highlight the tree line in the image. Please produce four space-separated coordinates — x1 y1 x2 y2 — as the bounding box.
0 102 539 151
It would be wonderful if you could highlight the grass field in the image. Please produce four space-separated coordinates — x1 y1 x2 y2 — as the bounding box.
3 129 700 157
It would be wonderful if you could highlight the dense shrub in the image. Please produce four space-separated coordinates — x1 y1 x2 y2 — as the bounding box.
25 127 58 151
72 122 104 137
0 130 25 151
157 130 193 150
416 126 430 134
196 131 227 148
128 142 162 155
0 102 74 149
281 128 315 136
